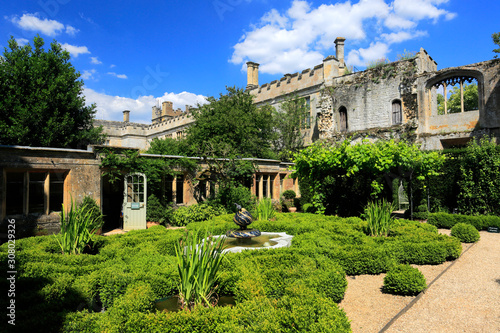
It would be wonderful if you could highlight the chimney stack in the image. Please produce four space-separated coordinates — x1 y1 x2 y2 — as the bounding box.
123 110 130 122
161 101 173 117
246 62 259 89
335 37 346 67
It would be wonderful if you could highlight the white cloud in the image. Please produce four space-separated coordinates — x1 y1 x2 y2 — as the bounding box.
9 13 79 36
347 42 390 67
65 25 79 36
107 72 128 79
392 0 456 22
81 69 97 80
230 0 456 73
84 88 208 123
110 64 116 68
15 38 29 46
381 30 427 44
61 43 90 57
90 57 102 64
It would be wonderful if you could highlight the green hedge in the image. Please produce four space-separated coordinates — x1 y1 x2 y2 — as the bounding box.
1 213 465 332
383 264 426 296
451 223 480 243
427 212 500 230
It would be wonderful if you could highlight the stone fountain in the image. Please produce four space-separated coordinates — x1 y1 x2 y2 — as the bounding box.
220 203 293 253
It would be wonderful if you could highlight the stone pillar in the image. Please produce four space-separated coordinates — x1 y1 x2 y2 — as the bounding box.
258 174 264 199
123 110 130 122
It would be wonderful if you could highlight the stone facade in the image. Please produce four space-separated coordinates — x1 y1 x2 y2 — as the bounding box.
97 38 500 151
0 146 296 235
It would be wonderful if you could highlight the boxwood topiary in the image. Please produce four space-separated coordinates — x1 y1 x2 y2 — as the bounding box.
451 223 480 243
383 264 426 296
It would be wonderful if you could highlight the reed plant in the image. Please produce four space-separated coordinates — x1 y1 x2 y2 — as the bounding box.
255 197 276 221
54 200 100 254
175 230 226 310
364 199 396 237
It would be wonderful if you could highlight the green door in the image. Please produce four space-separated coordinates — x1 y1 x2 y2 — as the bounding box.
123 173 147 230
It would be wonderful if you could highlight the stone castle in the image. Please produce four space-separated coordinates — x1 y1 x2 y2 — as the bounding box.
97 37 500 150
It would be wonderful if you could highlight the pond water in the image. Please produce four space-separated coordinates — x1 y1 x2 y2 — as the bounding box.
223 234 278 249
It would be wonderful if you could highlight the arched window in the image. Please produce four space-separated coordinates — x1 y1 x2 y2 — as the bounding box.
392 100 402 125
432 76 479 115
338 106 348 132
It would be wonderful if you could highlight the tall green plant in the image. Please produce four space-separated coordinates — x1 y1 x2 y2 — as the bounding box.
364 199 396 237
174 230 226 310
255 197 276 221
457 137 500 215
54 200 100 254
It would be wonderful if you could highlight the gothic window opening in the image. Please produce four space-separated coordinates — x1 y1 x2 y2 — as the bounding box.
339 106 348 132
392 100 402 125
433 76 479 115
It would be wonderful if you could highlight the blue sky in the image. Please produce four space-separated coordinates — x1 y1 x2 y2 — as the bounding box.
1 0 499 123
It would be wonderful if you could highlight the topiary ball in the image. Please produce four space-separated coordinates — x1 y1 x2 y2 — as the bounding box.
451 223 480 243
383 264 426 296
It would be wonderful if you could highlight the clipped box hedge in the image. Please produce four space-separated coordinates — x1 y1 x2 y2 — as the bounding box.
428 212 500 230
0 213 465 332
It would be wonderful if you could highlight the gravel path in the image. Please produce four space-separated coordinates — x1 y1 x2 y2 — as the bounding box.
339 230 500 333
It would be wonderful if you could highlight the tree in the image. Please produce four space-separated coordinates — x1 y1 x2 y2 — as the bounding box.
493 32 500 58
186 86 276 159
0 35 104 148
271 94 307 161
147 137 192 156
437 83 478 114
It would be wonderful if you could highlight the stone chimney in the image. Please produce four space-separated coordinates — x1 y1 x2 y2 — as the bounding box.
246 62 259 89
335 37 346 67
123 110 130 122
185 105 190 113
161 101 173 117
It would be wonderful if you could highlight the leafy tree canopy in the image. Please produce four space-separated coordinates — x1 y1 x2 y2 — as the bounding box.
271 94 307 161
0 35 104 148
186 86 276 159
493 32 500 58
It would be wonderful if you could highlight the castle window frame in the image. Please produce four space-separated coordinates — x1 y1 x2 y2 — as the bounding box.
338 106 348 132
427 70 483 116
392 99 402 125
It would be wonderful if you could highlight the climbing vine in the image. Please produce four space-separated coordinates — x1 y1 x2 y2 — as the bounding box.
293 138 445 216
98 148 198 195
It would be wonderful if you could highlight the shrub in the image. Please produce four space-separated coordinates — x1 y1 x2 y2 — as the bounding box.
213 185 253 213
451 223 480 243
78 196 105 232
302 203 316 213
146 194 166 223
170 203 226 226
282 190 296 200
383 264 426 296
363 199 395 236
413 200 429 220
428 212 500 230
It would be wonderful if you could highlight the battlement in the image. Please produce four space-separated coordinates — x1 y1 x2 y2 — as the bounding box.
247 37 346 104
